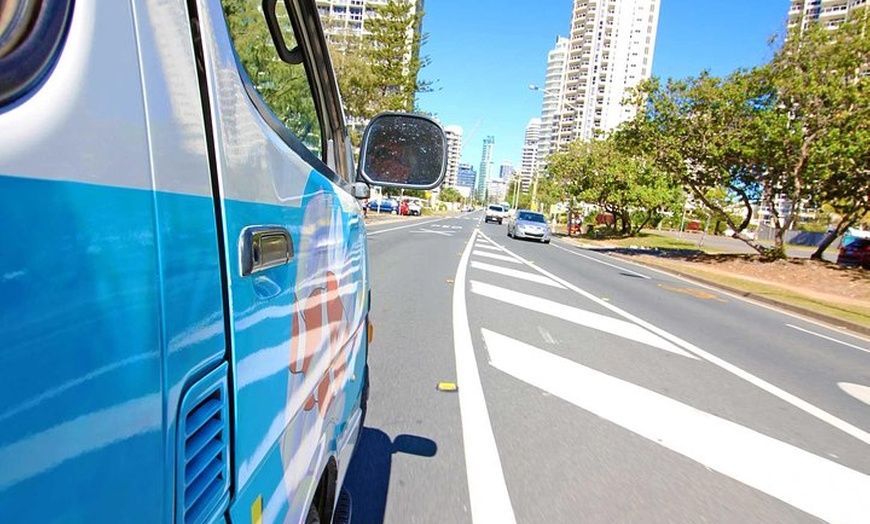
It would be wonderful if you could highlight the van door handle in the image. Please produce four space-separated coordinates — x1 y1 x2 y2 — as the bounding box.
240 226 294 276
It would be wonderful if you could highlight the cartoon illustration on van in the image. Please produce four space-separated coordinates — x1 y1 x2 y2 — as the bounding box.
0 1 446 523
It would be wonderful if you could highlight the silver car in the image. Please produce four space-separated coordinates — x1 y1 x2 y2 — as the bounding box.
508 210 551 243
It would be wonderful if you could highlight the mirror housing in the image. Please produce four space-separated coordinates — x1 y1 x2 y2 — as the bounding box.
351 182 370 200
357 113 447 190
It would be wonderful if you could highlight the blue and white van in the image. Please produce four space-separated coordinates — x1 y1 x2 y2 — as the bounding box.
0 1 445 523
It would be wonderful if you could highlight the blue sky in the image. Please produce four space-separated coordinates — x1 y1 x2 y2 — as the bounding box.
415 0 790 172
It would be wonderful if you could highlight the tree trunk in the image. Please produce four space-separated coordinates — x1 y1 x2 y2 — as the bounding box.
621 209 631 236
812 219 854 260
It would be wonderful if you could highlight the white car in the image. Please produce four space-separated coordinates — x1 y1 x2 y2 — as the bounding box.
508 210 552 243
485 204 507 224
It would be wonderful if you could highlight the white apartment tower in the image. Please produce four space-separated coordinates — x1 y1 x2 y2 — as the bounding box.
477 136 496 201
521 118 542 194
538 37 570 161
555 0 660 144
317 0 421 37
443 125 463 188
788 0 868 31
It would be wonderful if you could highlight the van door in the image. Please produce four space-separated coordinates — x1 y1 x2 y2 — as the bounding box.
190 0 368 521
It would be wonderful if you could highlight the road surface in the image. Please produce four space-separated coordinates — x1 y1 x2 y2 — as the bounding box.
345 211 870 523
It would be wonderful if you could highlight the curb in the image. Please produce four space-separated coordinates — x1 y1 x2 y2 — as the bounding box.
604 252 870 338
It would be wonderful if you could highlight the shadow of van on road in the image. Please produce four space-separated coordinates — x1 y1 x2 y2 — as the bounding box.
344 428 437 524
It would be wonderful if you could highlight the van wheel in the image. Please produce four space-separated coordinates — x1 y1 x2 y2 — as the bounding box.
306 504 321 524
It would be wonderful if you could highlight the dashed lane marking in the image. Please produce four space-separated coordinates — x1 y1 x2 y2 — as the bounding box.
838 383 870 406
787 324 870 355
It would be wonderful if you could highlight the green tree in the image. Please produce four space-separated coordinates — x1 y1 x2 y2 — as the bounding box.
620 71 770 251
549 137 682 236
780 13 870 259
439 187 463 203
326 0 431 142
223 0 321 149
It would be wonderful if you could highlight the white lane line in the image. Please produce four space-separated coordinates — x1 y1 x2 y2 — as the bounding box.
483 329 870 524
471 281 695 358
410 229 453 236
838 383 870 406
474 243 503 251
786 324 870 354
551 242 651 279
453 232 517 523
472 250 522 264
470 261 565 289
477 230 870 446
598 251 870 344
367 218 447 236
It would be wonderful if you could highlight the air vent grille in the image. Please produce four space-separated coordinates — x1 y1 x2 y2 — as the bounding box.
177 363 230 524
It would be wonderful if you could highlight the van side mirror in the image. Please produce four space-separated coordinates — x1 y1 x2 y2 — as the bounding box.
357 113 447 190
351 182 370 200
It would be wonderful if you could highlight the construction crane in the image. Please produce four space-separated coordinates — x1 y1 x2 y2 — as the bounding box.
460 118 483 152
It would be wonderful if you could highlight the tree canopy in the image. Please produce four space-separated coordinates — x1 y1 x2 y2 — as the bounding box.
586 11 870 259
327 0 430 136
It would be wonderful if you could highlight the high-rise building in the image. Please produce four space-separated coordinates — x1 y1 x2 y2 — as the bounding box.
498 162 516 182
456 163 477 189
476 136 495 201
520 118 541 194
547 0 660 145
538 37 570 160
443 125 463 188
487 179 508 203
317 0 422 37
788 0 868 32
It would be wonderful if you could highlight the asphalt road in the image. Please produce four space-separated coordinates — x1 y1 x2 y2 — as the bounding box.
345 211 870 524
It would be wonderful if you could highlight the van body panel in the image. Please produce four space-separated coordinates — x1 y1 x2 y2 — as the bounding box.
0 0 381 521
0 177 226 522
192 0 369 517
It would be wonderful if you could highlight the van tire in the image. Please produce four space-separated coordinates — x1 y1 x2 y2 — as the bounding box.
306 504 321 524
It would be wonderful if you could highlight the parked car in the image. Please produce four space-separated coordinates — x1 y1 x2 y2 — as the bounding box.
508 210 552 243
400 199 422 216
368 198 400 213
485 204 507 224
837 230 870 269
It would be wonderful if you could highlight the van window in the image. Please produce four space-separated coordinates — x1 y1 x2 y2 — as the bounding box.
222 0 323 155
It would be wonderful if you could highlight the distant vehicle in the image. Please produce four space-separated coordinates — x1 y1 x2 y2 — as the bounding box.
837 229 870 269
485 204 507 224
369 198 400 213
508 210 552 243
402 199 423 216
